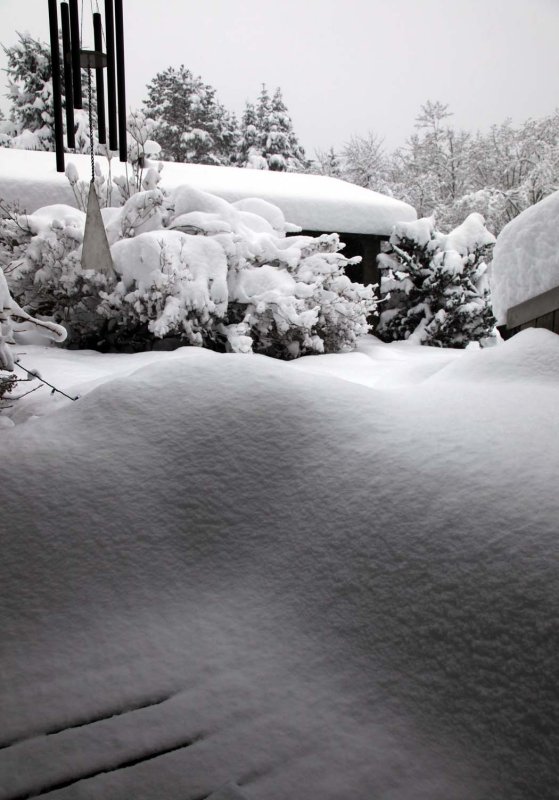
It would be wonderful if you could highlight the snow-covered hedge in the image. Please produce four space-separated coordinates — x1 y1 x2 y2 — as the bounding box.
2 183 377 358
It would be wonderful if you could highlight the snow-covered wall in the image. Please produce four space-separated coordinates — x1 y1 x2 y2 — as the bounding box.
0 147 416 236
491 190 559 325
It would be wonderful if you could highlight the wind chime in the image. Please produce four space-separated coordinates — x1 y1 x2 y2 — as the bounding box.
47 0 127 276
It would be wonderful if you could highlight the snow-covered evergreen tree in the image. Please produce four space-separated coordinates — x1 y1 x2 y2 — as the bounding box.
265 87 306 171
143 66 237 165
237 101 265 168
3 33 56 151
377 213 496 348
2 32 95 154
238 84 306 171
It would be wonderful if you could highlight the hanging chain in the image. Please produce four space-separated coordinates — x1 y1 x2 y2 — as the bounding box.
87 66 95 183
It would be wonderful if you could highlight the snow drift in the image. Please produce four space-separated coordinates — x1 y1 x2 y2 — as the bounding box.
491 189 559 324
1 329 558 799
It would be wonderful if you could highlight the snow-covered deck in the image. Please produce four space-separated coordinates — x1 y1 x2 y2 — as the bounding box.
0 147 415 236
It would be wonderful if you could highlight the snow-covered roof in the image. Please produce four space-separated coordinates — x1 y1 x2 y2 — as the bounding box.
491 190 559 324
0 147 416 236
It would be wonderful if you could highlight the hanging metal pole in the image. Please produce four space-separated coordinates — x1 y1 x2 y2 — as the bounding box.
114 0 127 162
69 0 82 109
104 0 118 151
47 0 65 171
93 13 107 145
60 2 75 149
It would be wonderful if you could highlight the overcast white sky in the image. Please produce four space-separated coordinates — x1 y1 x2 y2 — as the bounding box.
1 0 558 156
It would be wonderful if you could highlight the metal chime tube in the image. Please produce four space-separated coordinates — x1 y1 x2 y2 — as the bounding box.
60 2 75 149
93 13 107 144
47 0 65 171
114 0 127 162
69 0 82 108
104 0 118 151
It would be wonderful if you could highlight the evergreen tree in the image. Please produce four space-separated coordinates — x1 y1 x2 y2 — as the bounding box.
256 84 272 141
2 32 95 153
238 84 306 171
265 87 306 171
143 66 237 165
3 33 55 150
237 100 270 168
377 213 496 348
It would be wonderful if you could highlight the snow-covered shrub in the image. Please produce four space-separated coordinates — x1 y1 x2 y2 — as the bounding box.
225 232 373 358
65 160 111 212
111 110 163 203
0 199 32 273
4 184 377 357
377 213 497 348
5 206 115 346
98 230 229 346
65 111 164 211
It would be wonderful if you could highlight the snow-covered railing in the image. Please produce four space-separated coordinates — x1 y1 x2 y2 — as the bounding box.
506 284 559 335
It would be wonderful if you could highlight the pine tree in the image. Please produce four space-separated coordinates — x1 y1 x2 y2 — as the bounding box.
377 213 496 348
238 84 306 171
256 84 271 142
3 33 56 150
2 32 95 153
265 87 306 171
143 66 237 165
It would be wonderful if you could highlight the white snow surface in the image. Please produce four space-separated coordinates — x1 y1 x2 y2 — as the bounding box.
1 329 559 799
0 147 416 236
491 189 559 323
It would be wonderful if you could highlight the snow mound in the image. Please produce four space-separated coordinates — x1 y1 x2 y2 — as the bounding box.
1 347 559 798
428 328 559 384
491 190 559 324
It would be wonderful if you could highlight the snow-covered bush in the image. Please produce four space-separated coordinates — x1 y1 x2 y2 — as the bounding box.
65 111 164 211
377 213 497 348
5 205 115 347
4 184 377 358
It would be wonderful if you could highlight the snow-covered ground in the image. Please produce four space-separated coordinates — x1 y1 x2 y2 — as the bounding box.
1 330 559 799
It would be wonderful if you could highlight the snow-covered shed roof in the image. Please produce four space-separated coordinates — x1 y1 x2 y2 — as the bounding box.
491 190 559 325
0 147 415 237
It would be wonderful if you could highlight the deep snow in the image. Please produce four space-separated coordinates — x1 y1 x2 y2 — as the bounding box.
1 330 559 799
0 147 416 235
491 189 559 323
